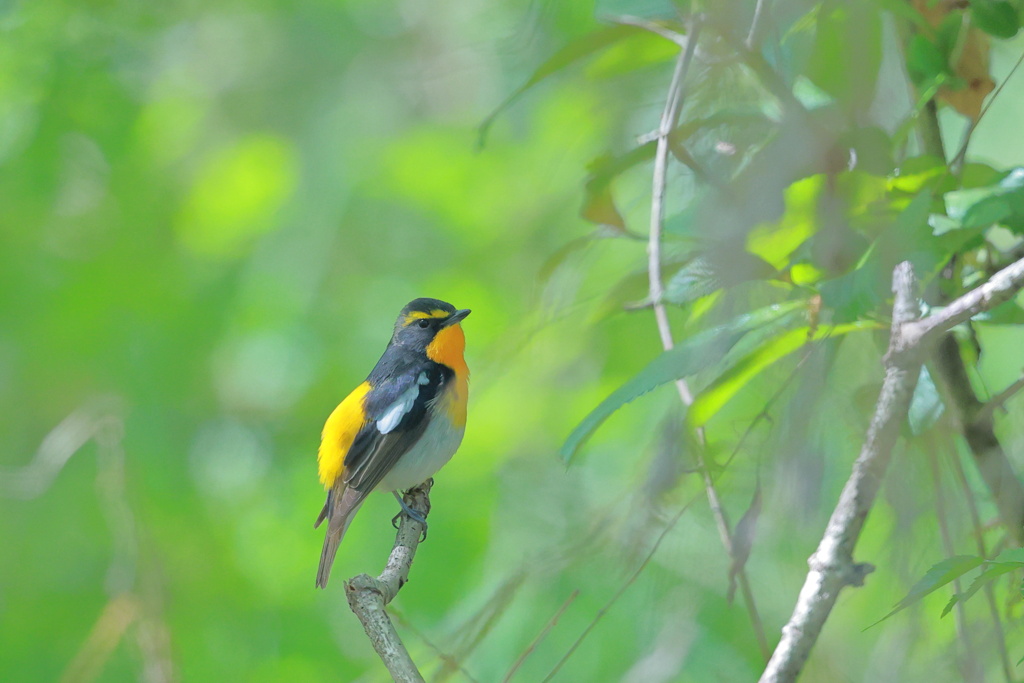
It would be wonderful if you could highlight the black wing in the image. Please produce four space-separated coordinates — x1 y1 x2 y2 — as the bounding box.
342 354 447 493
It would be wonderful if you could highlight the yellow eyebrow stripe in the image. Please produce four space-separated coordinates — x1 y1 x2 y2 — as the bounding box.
403 309 450 325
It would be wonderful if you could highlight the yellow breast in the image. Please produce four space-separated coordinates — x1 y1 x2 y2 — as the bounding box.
318 381 371 487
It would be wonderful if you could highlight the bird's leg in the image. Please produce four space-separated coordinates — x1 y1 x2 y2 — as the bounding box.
392 490 429 541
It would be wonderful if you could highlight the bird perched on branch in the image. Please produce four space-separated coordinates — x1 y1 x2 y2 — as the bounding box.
314 298 471 588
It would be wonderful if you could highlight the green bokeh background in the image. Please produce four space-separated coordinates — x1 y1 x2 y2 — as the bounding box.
3 0 1024 681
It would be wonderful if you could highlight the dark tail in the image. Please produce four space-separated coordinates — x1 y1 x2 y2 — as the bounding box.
314 484 365 589
316 528 344 589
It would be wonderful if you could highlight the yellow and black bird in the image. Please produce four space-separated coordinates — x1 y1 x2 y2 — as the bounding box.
314 298 470 588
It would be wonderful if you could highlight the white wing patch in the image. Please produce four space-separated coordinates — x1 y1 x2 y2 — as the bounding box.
376 372 431 434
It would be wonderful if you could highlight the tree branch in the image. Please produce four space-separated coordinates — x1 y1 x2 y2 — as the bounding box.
760 262 922 683
345 481 432 683
904 255 1024 348
761 255 1024 682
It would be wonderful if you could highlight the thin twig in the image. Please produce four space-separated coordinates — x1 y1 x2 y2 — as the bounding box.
502 590 580 683
951 47 1024 171
389 608 482 683
947 445 1014 682
746 0 770 49
645 17 771 660
649 26 701 354
930 319 1024 547
0 397 122 499
904 255 1024 347
721 343 819 473
926 441 979 680
345 482 433 683
540 499 695 683
434 573 526 683
606 15 686 47
974 373 1024 425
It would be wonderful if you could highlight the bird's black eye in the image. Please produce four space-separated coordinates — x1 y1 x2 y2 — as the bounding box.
417 319 431 329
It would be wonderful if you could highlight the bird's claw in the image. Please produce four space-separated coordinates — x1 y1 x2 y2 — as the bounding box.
392 490 429 541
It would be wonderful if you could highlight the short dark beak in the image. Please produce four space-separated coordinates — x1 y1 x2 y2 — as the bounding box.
443 309 471 327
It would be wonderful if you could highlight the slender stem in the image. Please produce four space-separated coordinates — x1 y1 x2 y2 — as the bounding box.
951 47 1024 169
645 18 771 661
974 374 1024 424
540 501 693 683
926 442 978 681
746 0 769 49
648 35 699 353
948 446 1014 682
502 590 580 683
904 255 1024 348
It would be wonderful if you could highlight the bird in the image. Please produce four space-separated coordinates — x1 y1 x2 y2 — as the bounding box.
314 297 470 588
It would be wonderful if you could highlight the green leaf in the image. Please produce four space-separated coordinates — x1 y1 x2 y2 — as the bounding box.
873 190 945 277
478 25 643 147
960 163 1006 189
586 29 680 79
953 168 1024 234
842 126 894 175
889 155 946 195
664 258 720 305
806 5 882 109
747 175 824 269
906 35 949 86
990 547 1024 564
973 299 1024 324
689 320 880 427
962 195 1012 229
582 109 771 224
972 0 1019 39
663 253 777 305
942 562 1021 617
561 302 803 462
664 206 700 240
871 555 985 627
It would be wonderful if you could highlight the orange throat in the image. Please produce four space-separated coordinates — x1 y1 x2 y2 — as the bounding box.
426 324 469 427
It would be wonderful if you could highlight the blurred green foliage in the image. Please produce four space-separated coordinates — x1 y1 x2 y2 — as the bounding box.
3 0 1024 681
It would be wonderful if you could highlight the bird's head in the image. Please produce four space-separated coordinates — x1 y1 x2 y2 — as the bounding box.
391 298 471 365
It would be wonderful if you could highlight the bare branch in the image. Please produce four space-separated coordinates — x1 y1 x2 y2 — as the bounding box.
345 481 432 683
904 255 1024 348
762 255 1024 681
760 262 922 683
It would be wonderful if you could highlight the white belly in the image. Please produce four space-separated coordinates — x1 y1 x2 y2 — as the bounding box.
377 411 464 492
